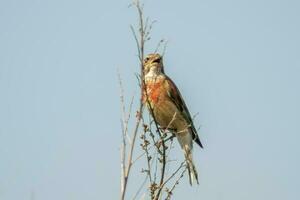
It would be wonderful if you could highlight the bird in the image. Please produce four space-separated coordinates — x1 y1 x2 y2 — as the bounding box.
142 53 203 185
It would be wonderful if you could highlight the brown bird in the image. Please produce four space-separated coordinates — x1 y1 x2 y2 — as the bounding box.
142 53 203 185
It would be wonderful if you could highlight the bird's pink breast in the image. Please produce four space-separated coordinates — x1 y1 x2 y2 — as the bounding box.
144 79 166 104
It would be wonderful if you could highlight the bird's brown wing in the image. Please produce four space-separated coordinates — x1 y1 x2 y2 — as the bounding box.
164 76 203 148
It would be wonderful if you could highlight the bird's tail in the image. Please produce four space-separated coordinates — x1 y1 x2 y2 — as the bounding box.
177 132 199 185
184 147 199 185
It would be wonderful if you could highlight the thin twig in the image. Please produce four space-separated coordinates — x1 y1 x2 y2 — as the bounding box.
132 174 149 200
130 25 141 60
118 70 127 194
161 40 168 57
140 126 153 183
152 113 178 200
165 167 188 200
159 162 185 190
154 39 165 53
125 94 135 143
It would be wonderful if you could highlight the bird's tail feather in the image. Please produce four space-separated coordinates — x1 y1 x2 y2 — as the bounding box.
184 147 199 185
177 131 199 185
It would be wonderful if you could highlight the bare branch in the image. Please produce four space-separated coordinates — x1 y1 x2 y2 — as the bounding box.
160 162 186 190
125 94 135 143
130 25 141 60
118 70 127 195
132 174 149 200
154 39 165 53
161 40 169 57
165 167 188 200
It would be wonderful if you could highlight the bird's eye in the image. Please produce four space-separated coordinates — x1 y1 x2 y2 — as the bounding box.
144 57 150 62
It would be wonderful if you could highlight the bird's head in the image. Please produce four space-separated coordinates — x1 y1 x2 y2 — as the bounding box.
143 53 164 75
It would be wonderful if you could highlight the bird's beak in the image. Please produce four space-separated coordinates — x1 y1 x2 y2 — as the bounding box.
152 58 161 64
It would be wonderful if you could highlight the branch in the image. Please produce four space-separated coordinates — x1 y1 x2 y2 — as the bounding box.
165 167 188 200
120 1 146 199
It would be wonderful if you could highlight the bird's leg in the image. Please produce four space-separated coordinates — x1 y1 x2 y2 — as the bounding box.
155 128 176 149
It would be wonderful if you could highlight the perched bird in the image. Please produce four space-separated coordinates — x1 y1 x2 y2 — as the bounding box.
142 53 203 185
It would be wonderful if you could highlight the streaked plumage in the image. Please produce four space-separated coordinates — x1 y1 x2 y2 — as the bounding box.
142 53 203 185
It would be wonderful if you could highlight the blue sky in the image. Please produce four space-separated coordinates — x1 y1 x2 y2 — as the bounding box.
0 0 299 199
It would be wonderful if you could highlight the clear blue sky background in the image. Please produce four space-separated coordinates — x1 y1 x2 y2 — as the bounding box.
1 0 299 199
